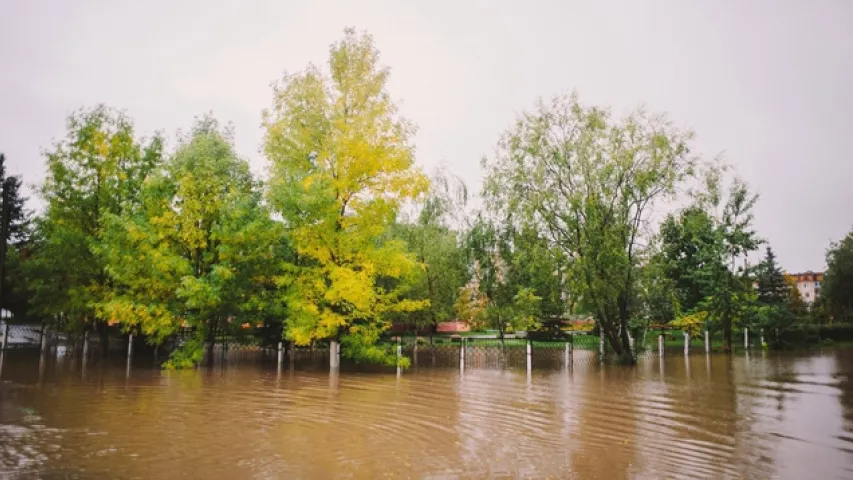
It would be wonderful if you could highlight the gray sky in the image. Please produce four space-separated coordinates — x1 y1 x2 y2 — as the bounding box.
2 0 852 272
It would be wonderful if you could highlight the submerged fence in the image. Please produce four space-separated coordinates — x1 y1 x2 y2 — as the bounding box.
196 332 633 371
5 320 844 375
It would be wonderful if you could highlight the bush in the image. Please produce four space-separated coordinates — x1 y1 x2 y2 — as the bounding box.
775 323 853 347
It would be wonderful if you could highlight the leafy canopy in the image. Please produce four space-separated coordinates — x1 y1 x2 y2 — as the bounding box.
28 105 162 329
483 93 695 361
98 118 286 367
263 28 429 365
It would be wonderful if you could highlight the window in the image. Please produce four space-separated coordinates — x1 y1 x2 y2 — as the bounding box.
806 292 811 299
815 281 820 288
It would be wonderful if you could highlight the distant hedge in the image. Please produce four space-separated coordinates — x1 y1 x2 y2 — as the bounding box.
776 323 853 346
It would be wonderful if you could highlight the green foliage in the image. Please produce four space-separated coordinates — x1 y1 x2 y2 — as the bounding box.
462 216 550 337
752 246 806 345
656 174 762 351
97 117 287 366
671 310 707 337
263 28 429 363
0 154 32 245
389 171 469 333
823 229 853 323
163 332 206 370
482 93 696 361
657 206 722 315
341 326 410 368
28 105 163 331
756 247 788 305
0 153 33 319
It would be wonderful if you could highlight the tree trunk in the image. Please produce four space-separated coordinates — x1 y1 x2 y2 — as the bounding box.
206 321 216 366
618 319 635 364
722 313 733 353
99 320 109 358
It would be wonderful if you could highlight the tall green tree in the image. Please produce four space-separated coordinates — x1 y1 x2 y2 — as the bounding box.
483 93 695 362
97 117 287 368
28 105 162 345
0 154 32 245
462 215 543 345
657 206 722 316
753 246 805 345
0 153 33 319
696 179 762 351
390 172 469 339
263 28 429 366
653 177 762 353
823 228 853 323
755 247 788 306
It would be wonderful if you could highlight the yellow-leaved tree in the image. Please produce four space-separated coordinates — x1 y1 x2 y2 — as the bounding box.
263 28 429 366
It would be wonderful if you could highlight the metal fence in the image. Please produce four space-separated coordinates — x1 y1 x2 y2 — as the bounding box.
6 323 778 372
194 334 612 370
0 322 45 349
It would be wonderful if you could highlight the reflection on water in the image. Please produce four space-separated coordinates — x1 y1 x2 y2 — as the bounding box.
1 349 853 478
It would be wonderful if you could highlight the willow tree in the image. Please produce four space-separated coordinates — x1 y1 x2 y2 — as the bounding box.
98 118 287 368
483 93 695 362
463 215 545 347
389 171 469 341
30 106 162 346
263 28 428 366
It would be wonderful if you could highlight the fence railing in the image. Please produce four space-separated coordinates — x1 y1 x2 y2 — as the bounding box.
0 322 45 349
10 322 823 372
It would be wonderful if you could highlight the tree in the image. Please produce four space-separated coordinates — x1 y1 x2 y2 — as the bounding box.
0 154 32 245
390 172 469 340
463 215 543 346
28 105 163 347
0 153 33 319
698 179 762 351
753 246 802 344
755 247 788 306
97 117 287 368
657 206 722 317
483 93 695 362
823 229 853 323
263 28 429 366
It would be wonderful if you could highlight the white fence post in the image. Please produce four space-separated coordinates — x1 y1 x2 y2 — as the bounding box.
658 334 664 357
705 330 710 354
40 325 48 353
277 341 283 366
330 340 340 369
744 328 749 350
0 322 8 351
460 338 466 371
526 339 532 370
684 332 690 355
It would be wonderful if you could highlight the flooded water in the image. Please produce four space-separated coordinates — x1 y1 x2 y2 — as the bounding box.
2 349 853 479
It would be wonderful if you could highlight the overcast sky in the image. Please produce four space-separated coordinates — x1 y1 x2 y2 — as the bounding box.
2 0 851 272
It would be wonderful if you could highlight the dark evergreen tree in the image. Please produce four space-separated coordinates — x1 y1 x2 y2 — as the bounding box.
823 229 853 323
0 154 31 245
756 247 788 306
0 154 33 319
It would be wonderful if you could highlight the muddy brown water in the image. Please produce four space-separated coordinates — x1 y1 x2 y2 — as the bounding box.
1 348 853 479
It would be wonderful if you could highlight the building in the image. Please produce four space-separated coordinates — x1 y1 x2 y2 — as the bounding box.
786 271 823 304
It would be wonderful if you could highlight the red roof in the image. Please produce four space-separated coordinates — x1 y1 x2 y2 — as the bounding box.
436 321 471 333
